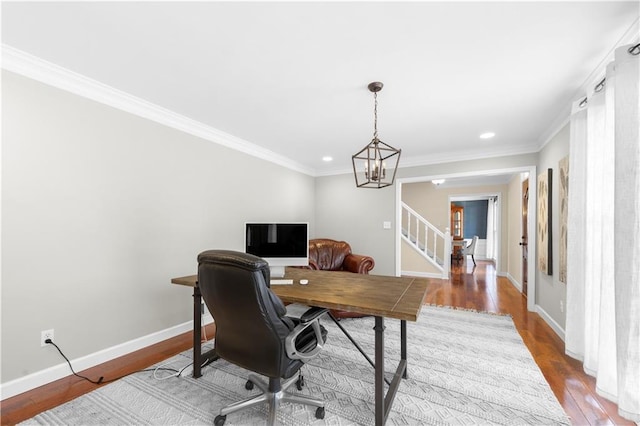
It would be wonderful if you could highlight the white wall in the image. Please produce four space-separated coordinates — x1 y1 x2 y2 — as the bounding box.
1 71 315 386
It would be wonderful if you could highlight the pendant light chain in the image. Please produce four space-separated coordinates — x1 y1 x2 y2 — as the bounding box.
373 91 379 141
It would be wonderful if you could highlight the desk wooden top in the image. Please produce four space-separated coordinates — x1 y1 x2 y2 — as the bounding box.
171 268 428 322
171 275 199 287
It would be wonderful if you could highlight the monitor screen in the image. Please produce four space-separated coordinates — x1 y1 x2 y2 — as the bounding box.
244 222 309 277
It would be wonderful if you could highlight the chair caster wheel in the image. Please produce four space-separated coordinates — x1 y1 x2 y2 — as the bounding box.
296 375 304 390
245 380 254 390
315 407 325 419
214 415 226 426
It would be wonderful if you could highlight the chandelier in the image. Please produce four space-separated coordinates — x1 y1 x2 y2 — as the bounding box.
352 82 401 189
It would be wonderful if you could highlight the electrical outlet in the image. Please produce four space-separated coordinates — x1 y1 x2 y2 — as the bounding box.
41 329 54 347
560 301 564 313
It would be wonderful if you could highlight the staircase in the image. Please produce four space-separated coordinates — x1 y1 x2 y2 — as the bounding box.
401 202 451 278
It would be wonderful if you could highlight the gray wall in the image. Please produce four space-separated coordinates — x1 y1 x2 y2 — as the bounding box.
315 174 397 275
536 123 570 329
1 71 315 383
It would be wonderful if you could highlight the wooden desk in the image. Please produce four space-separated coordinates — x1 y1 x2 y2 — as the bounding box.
171 268 428 425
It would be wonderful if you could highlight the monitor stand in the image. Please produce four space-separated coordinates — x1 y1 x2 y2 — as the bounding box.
270 266 285 278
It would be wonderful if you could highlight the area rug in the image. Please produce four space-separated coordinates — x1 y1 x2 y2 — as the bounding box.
21 306 570 425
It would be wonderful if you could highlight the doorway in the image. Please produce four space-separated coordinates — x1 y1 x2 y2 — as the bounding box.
449 195 500 267
395 166 537 312
521 177 529 297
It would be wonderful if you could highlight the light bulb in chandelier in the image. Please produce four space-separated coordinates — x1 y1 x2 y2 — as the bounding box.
365 159 386 181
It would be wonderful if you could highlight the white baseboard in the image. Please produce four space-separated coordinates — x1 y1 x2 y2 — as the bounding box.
506 272 522 292
0 314 214 401
401 270 445 279
498 274 565 342
534 305 565 342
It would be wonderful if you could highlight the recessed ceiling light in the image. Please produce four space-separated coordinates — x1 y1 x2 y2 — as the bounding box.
480 132 496 139
322 156 333 162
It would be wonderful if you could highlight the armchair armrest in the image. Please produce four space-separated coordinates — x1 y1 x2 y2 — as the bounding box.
285 304 328 361
303 261 319 270
343 253 375 274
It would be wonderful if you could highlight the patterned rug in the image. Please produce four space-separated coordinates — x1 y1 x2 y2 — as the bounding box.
21 306 570 425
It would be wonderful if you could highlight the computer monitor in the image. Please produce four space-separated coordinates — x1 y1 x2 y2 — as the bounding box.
244 222 309 277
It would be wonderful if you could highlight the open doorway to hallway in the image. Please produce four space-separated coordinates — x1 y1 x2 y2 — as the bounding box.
395 166 537 312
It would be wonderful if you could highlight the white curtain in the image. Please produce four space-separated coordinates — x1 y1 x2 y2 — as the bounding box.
565 44 639 421
486 197 495 260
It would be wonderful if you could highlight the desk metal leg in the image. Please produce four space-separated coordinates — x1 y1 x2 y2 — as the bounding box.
374 316 408 426
374 316 386 425
193 288 203 378
328 312 391 386
401 320 407 379
193 287 219 378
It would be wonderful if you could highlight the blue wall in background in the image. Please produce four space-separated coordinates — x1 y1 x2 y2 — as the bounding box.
453 200 488 239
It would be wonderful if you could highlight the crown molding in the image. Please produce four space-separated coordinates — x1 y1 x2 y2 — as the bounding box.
1 44 316 177
536 17 640 151
315 142 539 177
397 142 540 170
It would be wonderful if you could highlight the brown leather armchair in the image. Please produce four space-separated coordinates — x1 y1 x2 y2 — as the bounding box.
305 238 375 319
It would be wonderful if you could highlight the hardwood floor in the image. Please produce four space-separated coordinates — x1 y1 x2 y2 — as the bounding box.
1 260 631 425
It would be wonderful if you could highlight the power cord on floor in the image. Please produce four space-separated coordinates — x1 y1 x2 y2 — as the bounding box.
45 339 188 385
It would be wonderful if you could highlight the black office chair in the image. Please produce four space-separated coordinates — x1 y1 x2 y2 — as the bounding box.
198 250 328 426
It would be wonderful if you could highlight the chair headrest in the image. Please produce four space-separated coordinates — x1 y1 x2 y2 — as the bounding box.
198 250 268 272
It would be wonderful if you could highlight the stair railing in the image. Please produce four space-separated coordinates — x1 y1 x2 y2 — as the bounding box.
401 201 451 278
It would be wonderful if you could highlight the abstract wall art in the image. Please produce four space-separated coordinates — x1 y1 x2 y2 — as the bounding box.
559 157 569 283
537 168 553 275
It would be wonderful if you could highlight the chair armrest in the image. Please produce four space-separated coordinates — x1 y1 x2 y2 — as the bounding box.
299 306 329 323
285 306 328 362
343 253 375 274
285 304 328 322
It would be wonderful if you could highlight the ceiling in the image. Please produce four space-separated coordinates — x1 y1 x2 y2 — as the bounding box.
2 2 639 177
